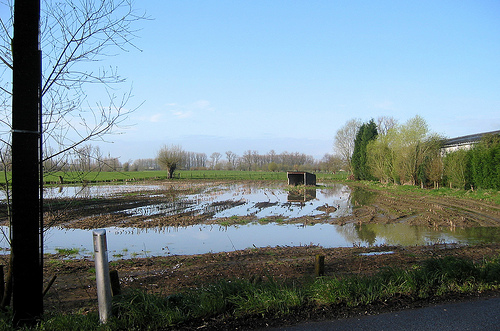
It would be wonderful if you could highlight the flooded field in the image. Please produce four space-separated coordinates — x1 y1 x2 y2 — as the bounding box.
36 222 500 260
114 183 351 220
2 181 500 258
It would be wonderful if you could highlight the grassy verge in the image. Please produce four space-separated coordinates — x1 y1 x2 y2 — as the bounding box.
347 180 500 205
4 255 500 330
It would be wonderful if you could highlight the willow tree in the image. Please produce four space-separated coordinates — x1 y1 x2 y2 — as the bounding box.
393 116 441 186
421 137 443 188
157 145 185 179
443 149 469 189
367 132 395 183
367 115 442 186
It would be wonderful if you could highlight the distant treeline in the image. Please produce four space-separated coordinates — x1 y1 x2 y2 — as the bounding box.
0 146 338 174
126 150 342 173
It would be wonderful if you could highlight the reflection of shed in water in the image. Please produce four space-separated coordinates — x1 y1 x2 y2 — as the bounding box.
287 189 317 202
287 171 316 186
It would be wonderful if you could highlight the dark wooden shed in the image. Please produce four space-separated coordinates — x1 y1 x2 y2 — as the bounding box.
287 171 316 186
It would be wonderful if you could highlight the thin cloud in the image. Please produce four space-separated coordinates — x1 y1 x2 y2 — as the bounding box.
166 100 214 119
150 113 162 122
171 110 193 118
193 100 214 111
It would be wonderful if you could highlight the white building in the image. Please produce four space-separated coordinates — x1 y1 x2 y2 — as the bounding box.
441 130 500 155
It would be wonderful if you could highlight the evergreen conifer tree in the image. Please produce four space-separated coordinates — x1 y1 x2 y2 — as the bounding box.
352 119 378 180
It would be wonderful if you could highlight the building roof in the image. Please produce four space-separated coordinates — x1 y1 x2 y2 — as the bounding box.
442 130 500 147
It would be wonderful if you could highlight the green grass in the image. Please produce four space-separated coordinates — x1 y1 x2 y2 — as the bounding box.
351 180 500 205
0 169 347 185
177 170 286 181
219 220 231 227
41 170 288 184
54 247 80 256
3 169 498 205
428 187 500 205
42 170 168 185
308 255 491 306
5 255 500 330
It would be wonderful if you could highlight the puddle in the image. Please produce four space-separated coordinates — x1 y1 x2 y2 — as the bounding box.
1 222 499 260
350 187 377 206
359 251 395 256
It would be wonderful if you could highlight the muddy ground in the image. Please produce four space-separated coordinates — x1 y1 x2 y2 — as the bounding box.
2 180 500 329
0 242 490 330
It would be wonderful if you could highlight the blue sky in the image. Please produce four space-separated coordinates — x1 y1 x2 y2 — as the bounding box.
92 0 500 162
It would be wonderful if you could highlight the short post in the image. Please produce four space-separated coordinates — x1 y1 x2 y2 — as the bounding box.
93 229 112 324
315 254 325 276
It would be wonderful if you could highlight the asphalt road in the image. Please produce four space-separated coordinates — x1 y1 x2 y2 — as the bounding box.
266 297 500 330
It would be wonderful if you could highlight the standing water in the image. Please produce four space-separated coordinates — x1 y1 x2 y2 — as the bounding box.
1 182 500 259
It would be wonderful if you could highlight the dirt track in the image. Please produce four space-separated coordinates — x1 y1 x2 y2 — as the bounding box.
333 186 500 228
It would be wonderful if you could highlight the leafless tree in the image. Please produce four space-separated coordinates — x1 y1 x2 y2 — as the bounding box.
267 149 277 163
376 116 398 136
193 152 208 169
210 152 222 169
182 151 207 170
132 158 158 171
334 118 361 173
241 150 255 171
320 153 344 173
225 151 238 170
0 0 146 171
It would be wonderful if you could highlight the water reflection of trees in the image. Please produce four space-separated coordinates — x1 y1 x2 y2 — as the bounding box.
319 184 350 198
334 223 500 247
350 187 377 206
335 224 362 244
446 227 500 243
354 224 377 245
363 224 435 246
40 184 166 199
42 222 500 259
345 224 500 246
